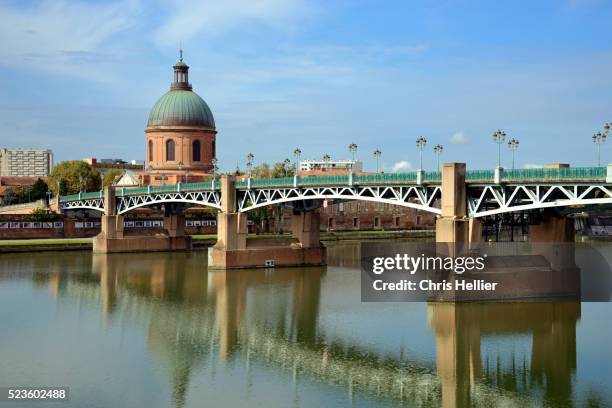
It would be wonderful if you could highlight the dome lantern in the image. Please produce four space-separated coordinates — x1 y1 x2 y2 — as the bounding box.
171 48 191 91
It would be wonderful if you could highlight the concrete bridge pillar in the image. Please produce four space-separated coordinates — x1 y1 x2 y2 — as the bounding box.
530 216 575 243
291 211 320 248
98 186 124 240
164 213 186 238
436 163 481 244
213 174 247 251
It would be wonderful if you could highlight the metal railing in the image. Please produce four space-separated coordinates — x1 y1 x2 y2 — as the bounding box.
502 167 606 181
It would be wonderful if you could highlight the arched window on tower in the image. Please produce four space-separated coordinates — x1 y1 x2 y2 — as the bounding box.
212 140 216 157
166 139 175 161
148 140 153 162
192 140 201 162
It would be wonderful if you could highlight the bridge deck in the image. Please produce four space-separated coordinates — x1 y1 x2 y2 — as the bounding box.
58 166 608 203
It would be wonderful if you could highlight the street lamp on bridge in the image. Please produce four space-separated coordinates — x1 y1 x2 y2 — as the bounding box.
283 158 291 176
416 137 427 170
322 154 331 162
79 175 84 193
507 138 519 171
293 147 302 174
348 142 358 164
492 129 507 168
433 144 443 171
178 161 183 183
592 131 607 167
246 153 254 177
373 149 382 173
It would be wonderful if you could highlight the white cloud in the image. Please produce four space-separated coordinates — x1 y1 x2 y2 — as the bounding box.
153 0 310 47
450 132 469 144
391 160 413 172
523 163 543 169
0 0 138 78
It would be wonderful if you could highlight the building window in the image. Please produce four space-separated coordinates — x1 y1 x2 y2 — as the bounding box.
416 215 422 226
394 216 400 227
148 140 153 162
192 140 201 162
353 217 359 228
166 139 175 161
328 217 334 230
212 140 216 157
374 217 380 228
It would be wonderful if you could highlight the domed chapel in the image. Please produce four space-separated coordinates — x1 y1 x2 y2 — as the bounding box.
145 50 217 184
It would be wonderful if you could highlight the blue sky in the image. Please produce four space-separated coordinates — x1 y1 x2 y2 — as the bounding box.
0 0 611 172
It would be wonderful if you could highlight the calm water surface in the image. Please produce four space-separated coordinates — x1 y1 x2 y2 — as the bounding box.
1 241 612 408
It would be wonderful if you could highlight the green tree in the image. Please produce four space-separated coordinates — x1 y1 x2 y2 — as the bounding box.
271 161 295 178
252 163 271 178
48 161 101 196
103 169 123 187
29 178 49 201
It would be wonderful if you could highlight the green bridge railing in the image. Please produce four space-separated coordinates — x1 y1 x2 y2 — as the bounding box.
59 167 607 202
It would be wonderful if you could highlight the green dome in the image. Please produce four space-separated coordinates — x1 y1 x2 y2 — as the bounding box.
147 90 215 128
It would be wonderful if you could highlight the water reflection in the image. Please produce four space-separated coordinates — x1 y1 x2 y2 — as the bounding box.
0 248 609 407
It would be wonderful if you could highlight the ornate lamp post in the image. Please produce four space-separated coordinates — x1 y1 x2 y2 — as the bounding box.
433 144 443 171
416 137 427 170
373 149 382 173
492 129 507 168
507 138 519 171
246 153 254 177
293 147 302 174
211 157 218 180
178 161 183 183
79 175 84 193
348 143 358 169
593 131 607 167
283 158 291 176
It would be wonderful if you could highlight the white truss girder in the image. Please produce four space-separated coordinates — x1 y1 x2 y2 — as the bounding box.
237 185 442 214
468 183 612 218
116 191 221 214
59 181 612 218
60 198 104 212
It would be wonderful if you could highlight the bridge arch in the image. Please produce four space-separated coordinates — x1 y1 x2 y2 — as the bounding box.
116 191 221 215
237 185 442 215
468 184 612 218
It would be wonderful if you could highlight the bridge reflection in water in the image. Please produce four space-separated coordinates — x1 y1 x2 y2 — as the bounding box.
9 249 605 408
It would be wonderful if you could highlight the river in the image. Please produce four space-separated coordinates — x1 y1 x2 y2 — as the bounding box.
1 241 611 407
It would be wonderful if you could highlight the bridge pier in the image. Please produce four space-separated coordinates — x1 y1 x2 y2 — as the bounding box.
208 175 325 269
530 216 575 242
291 211 321 248
435 163 480 247
93 186 191 253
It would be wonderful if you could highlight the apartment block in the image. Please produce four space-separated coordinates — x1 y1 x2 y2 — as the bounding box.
0 148 53 177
